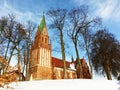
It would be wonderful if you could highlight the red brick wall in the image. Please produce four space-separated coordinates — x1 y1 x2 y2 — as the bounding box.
37 66 52 79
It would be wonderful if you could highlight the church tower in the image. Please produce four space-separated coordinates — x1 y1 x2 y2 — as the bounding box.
29 15 52 80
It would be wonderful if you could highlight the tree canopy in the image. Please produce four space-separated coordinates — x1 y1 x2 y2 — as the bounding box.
91 29 120 80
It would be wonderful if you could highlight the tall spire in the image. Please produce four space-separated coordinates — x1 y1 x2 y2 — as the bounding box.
39 15 46 32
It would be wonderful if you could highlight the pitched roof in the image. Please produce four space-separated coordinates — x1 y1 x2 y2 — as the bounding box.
39 15 46 32
52 57 88 69
52 57 71 68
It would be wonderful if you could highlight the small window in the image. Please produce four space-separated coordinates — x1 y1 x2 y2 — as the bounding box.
42 37 44 42
45 38 47 43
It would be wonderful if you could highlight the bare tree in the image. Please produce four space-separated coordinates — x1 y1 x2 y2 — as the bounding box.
79 17 101 79
0 14 36 81
47 8 67 79
0 14 16 60
68 6 101 78
22 21 36 80
0 16 8 45
14 23 26 80
0 14 27 79
67 7 86 78
0 14 17 73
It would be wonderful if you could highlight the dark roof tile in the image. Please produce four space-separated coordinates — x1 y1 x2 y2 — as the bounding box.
52 57 70 68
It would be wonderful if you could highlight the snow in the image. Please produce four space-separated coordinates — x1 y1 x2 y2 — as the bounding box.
70 63 76 70
1 79 120 90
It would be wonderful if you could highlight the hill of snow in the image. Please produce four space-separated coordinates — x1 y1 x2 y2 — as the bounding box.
1 79 120 90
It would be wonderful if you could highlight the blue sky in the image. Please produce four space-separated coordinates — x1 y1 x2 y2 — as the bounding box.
1 0 120 60
0 0 120 39
0 0 120 79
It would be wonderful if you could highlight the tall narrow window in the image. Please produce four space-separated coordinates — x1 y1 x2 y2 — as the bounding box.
42 37 44 42
45 38 47 43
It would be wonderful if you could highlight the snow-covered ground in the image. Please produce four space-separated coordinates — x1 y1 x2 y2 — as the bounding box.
1 79 120 90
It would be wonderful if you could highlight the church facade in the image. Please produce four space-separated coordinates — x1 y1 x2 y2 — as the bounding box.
29 15 91 80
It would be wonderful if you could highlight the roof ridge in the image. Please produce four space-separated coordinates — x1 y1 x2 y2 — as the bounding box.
52 57 71 63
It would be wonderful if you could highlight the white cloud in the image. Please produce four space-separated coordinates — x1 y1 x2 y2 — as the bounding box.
96 0 117 19
97 1 114 19
93 0 120 22
72 0 120 22
0 0 40 24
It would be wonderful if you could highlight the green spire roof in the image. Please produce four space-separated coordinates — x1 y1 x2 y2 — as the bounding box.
39 15 46 32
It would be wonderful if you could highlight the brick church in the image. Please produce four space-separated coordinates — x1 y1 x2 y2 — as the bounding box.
29 15 91 80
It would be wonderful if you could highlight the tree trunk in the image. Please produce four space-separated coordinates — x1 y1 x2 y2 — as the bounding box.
22 51 26 78
26 63 29 80
104 64 112 80
17 44 21 81
26 47 30 81
4 45 16 73
8 45 16 64
74 41 83 78
22 63 25 76
4 40 10 59
60 30 66 79
83 36 92 78
86 47 92 79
